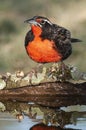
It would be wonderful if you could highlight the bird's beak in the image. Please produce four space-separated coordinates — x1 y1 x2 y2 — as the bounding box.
24 18 42 27
24 18 38 25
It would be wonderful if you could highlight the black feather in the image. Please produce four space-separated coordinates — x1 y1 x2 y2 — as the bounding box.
25 30 34 46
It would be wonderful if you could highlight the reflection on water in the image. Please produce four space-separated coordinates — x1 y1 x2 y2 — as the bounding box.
0 115 36 130
0 102 86 130
61 105 86 112
65 120 86 129
0 116 86 130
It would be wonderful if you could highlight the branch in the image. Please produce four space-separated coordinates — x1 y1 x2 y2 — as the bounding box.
0 81 86 107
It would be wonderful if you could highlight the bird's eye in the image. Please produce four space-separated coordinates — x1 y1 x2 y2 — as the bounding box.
41 20 46 24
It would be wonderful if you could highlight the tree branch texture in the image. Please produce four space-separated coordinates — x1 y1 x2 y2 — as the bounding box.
0 81 86 107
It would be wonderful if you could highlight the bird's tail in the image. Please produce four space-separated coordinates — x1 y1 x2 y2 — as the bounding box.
71 38 82 43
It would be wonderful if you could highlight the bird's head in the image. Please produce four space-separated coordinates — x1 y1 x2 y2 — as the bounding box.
24 16 52 27
24 16 52 36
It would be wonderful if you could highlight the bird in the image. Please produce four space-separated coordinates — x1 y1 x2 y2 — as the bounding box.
30 123 62 130
30 123 80 130
24 16 81 63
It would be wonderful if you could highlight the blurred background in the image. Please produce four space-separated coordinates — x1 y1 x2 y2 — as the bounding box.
0 0 86 73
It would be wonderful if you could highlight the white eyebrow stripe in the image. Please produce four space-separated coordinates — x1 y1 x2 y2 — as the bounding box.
44 19 52 25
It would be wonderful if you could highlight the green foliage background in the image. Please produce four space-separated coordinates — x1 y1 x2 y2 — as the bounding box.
0 0 86 73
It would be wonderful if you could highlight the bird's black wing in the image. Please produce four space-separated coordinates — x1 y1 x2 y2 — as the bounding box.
52 24 82 43
52 24 72 60
52 24 71 42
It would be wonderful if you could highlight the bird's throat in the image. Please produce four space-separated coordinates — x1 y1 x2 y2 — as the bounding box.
31 25 42 37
